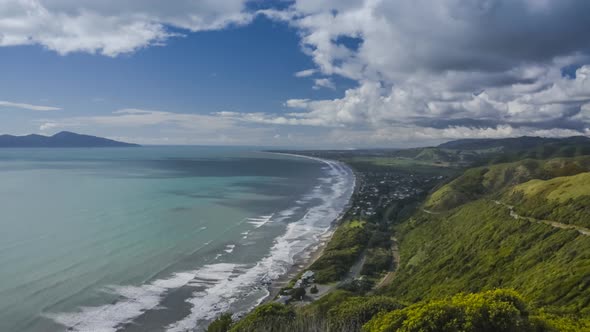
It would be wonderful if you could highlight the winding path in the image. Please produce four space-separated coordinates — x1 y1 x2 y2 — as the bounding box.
492 200 590 236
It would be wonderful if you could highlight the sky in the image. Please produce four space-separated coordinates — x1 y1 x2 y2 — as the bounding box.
0 0 589 147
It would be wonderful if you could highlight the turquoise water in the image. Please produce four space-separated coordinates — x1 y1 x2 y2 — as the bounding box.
0 147 354 331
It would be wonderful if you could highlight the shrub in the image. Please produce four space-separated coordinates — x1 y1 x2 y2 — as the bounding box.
328 296 402 332
207 313 233 332
361 247 393 276
362 289 546 332
229 303 295 332
292 287 306 301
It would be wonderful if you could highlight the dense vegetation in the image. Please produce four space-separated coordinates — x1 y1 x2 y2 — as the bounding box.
284 136 590 170
425 156 590 211
507 172 590 228
219 137 590 331
437 136 590 164
364 289 543 332
211 289 589 332
227 303 295 332
387 200 590 315
309 220 370 283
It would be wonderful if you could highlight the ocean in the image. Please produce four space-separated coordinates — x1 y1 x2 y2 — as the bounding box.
0 147 355 332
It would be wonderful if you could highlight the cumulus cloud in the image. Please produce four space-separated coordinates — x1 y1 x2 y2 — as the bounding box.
0 100 61 111
313 78 335 90
0 0 253 56
7 0 590 145
247 0 590 144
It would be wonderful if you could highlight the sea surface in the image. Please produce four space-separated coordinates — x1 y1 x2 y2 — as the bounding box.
0 147 355 332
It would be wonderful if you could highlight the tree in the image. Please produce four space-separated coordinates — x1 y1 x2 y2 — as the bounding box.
207 313 233 332
292 287 306 300
310 285 319 294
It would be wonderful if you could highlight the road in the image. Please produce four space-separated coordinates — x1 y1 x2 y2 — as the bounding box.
492 200 590 236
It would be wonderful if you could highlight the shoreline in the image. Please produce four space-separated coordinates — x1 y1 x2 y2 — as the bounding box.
261 153 358 303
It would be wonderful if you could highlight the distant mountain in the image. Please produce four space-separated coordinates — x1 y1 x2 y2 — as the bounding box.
438 135 590 150
0 131 140 148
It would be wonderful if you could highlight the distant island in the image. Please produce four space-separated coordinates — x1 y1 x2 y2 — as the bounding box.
0 131 140 148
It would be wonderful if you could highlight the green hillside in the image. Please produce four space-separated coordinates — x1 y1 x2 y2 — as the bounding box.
505 173 590 228
422 136 590 166
386 158 590 323
425 156 590 211
215 145 590 332
387 199 590 315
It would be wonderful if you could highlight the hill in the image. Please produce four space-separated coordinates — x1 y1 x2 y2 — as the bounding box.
425 156 590 211
211 148 590 332
438 136 590 151
387 157 590 320
0 131 140 147
437 136 590 164
505 172 590 228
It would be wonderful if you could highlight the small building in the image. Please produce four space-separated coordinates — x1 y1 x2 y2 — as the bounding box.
301 270 315 283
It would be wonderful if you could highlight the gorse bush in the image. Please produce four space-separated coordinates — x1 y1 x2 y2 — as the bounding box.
362 289 542 332
327 296 402 332
218 289 588 332
388 199 590 314
207 313 233 332
229 303 295 332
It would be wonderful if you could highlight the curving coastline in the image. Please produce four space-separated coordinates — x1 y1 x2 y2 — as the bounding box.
260 153 358 303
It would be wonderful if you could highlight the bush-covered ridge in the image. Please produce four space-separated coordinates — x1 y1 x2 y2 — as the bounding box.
209 289 589 332
364 289 541 332
505 173 590 228
388 199 590 315
425 156 590 211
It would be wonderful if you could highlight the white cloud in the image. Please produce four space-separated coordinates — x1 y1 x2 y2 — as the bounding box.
5 0 590 146
0 0 253 56
294 69 316 77
215 111 340 127
42 108 234 129
0 100 61 111
250 1 590 143
35 108 288 145
313 78 335 90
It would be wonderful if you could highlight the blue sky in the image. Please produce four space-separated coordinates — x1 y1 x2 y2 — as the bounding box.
0 15 352 144
0 1 589 147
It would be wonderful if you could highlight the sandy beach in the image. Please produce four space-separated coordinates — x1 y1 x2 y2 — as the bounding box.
262 159 359 303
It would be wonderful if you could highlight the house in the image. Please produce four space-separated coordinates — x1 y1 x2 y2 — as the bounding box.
301 270 315 283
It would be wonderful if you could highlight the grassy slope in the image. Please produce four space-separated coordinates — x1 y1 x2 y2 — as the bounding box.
425 156 590 211
388 157 590 317
505 172 590 228
512 172 590 202
388 200 590 315
219 153 590 332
